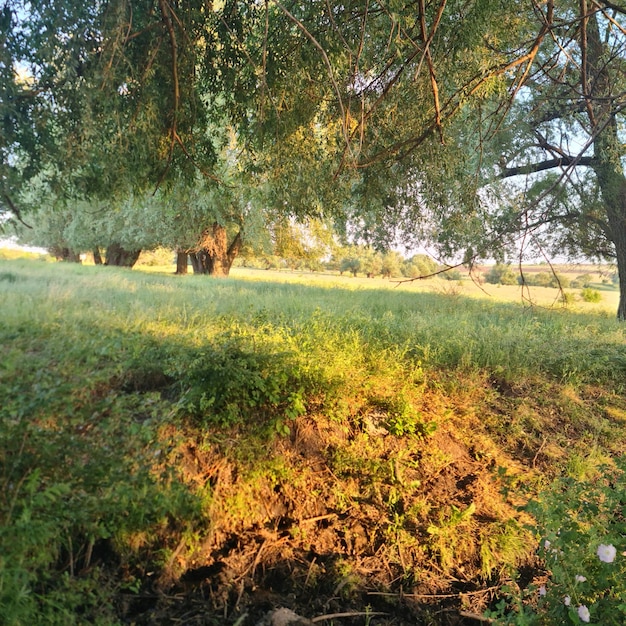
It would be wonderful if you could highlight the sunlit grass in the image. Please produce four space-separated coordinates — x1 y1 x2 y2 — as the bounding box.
1 257 625 624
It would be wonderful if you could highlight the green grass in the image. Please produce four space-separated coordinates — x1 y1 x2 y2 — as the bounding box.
1 259 625 624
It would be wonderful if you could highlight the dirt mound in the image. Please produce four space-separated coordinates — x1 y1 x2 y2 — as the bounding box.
123 392 538 625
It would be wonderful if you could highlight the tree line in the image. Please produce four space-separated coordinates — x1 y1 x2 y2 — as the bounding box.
1 1 625 318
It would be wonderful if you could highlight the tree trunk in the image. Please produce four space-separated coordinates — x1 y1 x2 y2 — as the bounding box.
93 248 103 265
586 13 626 320
192 223 242 276
189 252 202 274
175 250 188 275
104 243 141 268
613 224 626 322
50 246 81 262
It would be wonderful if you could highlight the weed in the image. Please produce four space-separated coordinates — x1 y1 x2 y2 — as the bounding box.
1 259 625 624
581 287 602 303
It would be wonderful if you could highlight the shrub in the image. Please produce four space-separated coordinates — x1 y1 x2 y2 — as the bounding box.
181 339 307 429
581 288 602 303
521 272 570 289
485 264 517 285
487 458 626 625
573 274 594 289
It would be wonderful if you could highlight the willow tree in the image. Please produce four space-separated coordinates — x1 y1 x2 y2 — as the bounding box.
7 0 625 311
492 1 626 320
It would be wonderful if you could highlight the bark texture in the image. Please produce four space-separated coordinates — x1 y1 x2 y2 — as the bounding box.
190 223 242 276
586 13 626 320
175 250 188 275
104 243 141 268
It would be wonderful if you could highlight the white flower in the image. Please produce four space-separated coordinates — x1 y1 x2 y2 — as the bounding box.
539 585 547 596
544 539 551 549
577 604 590 622
564 595 571 606
597 543 617 563
575 575 587 583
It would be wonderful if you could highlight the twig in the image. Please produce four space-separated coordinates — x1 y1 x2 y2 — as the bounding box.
533 437 547 468
368 586 499 600
459 610 495 623
311 611 388 623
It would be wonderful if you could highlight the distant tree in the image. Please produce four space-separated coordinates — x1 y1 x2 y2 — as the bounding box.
380 251 403 279
360 248 382 278
339 256 361 278
485 264 517 286
571 274 595 289
522 272 570 289
402 254 439 279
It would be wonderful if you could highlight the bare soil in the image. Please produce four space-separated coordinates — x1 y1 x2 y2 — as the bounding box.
111 375 573 626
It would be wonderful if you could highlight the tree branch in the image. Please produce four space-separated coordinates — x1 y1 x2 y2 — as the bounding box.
595 0 626 16
418 0 447 144
273 1 352 155
1 189 32 229
500 156 596 177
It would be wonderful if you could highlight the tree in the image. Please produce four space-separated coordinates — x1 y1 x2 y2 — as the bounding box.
402 254 439 279
7 1 626 316
490 2 626 319
380 251 403 279
484 264 517 286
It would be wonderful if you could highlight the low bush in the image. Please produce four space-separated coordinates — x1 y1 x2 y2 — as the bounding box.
180 338 308 431
581 288 602 303
487 458 626 625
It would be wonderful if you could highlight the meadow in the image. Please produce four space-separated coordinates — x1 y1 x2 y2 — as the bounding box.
1 255 625 625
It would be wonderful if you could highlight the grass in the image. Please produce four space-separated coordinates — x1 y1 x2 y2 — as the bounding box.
1 257 625 624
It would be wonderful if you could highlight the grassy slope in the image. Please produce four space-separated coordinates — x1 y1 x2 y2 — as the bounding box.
1 257 625 625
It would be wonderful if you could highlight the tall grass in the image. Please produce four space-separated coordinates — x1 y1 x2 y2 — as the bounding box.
5 260 622 384
1 259 625 624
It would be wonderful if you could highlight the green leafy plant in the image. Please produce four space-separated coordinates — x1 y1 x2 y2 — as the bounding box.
181 339 308 427
487 457 626 625
581 288 602 303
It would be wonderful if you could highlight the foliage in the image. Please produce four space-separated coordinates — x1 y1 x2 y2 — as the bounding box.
180 337 307 430
485 264 518 286
402 254 440 279
487 458 626 625
3 0 626 317
582 288 602 304
0 390 198 624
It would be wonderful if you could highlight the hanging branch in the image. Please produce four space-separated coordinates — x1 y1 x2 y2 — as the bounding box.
272 1 353 156
418 0 446 144
156 0 180 187
1 189 32 229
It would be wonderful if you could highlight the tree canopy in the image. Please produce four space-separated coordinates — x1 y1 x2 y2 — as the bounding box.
2 1 625 317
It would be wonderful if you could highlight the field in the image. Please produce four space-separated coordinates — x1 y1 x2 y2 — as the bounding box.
1 254 626 625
